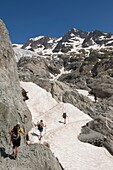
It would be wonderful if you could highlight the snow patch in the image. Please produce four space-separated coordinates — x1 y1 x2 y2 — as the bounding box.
29 36 44 41
20 81 113 170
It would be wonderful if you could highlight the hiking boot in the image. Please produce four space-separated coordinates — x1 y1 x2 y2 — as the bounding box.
39 135 42 140
14 154 17 160
11 152 14 156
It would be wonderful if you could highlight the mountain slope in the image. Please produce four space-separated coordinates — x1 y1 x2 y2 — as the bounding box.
13 26 113 162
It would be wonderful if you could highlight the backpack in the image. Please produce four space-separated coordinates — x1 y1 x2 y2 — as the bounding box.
63 112 67 119
12 126 19 140
38 123 43 131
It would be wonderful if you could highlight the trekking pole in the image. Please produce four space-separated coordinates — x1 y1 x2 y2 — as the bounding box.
43 126 47 138
23 114 28 144
45 126 47 134
67 115 69 124
7 135 11 157
7 122 12 156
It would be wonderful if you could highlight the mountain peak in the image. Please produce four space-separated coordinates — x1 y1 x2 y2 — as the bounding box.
29 36 44 41
70 28 80 33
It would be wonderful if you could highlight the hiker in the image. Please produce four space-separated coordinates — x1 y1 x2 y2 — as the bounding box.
9 122 26 159
62 112 68 124
37 120 46 140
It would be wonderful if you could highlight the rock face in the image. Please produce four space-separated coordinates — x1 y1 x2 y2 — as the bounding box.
0 20 63 170
0 19 32 148
0 144 63 170
87 75 113 98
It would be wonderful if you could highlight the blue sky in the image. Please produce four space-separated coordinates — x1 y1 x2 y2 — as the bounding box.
0 0 113 44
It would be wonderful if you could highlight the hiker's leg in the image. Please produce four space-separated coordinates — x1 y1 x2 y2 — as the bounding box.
12 146 15 155
64 118 66 124
12 141 16 155
39 130 43 140
15 138 20 158
40 132 42 139
15 146 18 159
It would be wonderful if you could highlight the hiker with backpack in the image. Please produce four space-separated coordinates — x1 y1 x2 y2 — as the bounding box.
9 122 26 159
37 120 46 140
62 112 68 124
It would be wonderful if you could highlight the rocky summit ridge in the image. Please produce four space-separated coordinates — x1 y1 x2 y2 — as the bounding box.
13 28 113 56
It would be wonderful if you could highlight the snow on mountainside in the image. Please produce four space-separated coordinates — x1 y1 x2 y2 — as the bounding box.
20 81 113 170
13 28 113 57
20 35 58 55
13 44 23 48
13 47 38 62
12 27 113 170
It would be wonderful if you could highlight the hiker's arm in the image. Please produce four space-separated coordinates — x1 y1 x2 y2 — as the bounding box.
22 131 26 135
20 128 26 135
43 123 46 127
9 129 13 134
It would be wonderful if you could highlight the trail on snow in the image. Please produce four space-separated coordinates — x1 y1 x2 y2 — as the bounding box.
20 81 113 170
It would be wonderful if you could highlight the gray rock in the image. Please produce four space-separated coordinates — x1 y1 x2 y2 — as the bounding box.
88 75 113 98
0 144 63 170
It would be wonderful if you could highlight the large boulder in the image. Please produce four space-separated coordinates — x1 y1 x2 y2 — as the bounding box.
87 75 113 98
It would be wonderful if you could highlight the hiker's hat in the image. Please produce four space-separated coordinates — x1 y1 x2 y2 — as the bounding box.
17 122 20 125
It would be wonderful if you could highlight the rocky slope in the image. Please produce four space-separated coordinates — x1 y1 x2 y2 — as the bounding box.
0 19 62 170
14 28 113 95
13 26 113 155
